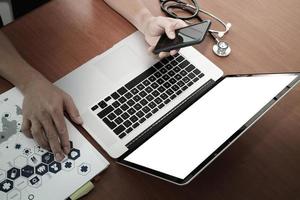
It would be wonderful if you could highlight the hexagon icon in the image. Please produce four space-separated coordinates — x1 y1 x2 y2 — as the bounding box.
7 167 20 180
68 148 80 160
14 177 27 190
22 148 33 157
14 156 27 168
41 152 54 164
35 163 48 176
49 162 61 174
0 169 5 182
77 163 91 176
34 146 47 156
7 189 21 200
0 179 14 193
62 160 74 171
28 154 41 166
21 165 34 178
28 175 42 188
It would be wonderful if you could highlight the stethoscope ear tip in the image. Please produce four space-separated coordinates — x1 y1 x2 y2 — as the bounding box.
227 23 232 28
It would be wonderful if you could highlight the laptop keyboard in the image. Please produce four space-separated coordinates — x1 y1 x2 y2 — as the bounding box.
91 53 205 139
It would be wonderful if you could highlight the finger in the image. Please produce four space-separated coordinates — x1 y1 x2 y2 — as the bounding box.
31 119 50 150
64 95 83 125
21 118 33 138
148 46 155 53
51 108 70 154
159 52 170 58
170 49 178 56
173 19 187 29
41 118 65 161
165 23 176 39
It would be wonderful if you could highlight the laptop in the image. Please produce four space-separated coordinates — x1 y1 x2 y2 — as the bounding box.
56 31 300 185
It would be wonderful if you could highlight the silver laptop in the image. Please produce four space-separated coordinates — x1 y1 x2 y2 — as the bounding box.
56 32 300 185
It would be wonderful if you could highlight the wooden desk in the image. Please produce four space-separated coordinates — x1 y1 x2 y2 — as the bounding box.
1 0 300 199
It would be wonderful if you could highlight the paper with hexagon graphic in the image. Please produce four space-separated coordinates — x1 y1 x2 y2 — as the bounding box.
0 88 109 200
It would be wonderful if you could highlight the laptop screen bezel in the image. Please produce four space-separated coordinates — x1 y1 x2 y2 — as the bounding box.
117 72 300 185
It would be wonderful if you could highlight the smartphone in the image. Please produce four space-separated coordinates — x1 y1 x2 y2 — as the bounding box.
153 20 211 54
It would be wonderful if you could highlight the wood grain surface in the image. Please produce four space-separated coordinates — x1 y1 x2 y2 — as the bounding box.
1 0 299 199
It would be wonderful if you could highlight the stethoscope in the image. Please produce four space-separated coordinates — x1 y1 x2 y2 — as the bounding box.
160 0 232 57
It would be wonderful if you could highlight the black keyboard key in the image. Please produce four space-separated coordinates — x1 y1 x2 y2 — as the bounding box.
103 117 117 129
166 89 173 95
193 68 201 75
115 117 123 124
117 87 127 95
198 73 204 78
163 82 171 88
179 60 189 69
152 90 160 97
104 96 111 102
134 103 142 110
136 111 145 118
145 113 152 119
160 58 169 65
98 101 107 109
182 86 188 91
124 120 132 128
176 90 182 95
114 125 125 135
137 84 145 90
158 86 165 92
176 55 185 62
154 71 162 78
126 127 133 133
91 105 98 111
151 82 159 89
142 106 151 113
149 75 156 82
168 70 175 77
166 55 175 61
119 132 126 139
166 64 173 70
152 108 159 114
169 78 176 84
127 99 135 106
133 95 141 102
139 91 147 98
146 94 154 101
157 78 164 84
108 113 117 121
175 74 182 80
131 88 139 95
140 99 148 106
125 67 156 90
180 70 187 76
170 60 178 66
112 101 121 108
139 117 146 123
164 99 170 104
162 74 170 81
132 122 139 128
119 97 126 104
160 93 168 100
186 64 195 72
124 92 133 99
177 80 184 87
145 87 153 93
97 105 114 118
173 66 180 73
171 85 179 91
160 68 167 74
183 77 190 83
120 104 129 111
128 108 136 115
188 73 196 79
130 115 138 123
111 92 120 100
187 81 194 87
143 79 151 86
154 62 164 69
148 102 156 109
154 97 162 104
158 103 164 109
114 108 122 116
193 77 199 83
121 112 130 120
170 94 176 100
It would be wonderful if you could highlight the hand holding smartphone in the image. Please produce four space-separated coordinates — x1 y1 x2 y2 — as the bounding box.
153 20 211 54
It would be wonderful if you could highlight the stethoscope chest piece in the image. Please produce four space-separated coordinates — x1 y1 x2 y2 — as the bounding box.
213 41 231 57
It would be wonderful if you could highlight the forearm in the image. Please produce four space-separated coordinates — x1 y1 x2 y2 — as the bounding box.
0 31 46 93
104 0 153 34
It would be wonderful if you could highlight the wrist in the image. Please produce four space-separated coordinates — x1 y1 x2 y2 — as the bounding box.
17 71 49 95
135 9 154 34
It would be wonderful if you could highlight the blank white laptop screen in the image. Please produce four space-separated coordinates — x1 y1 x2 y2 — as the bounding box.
124 74 297 180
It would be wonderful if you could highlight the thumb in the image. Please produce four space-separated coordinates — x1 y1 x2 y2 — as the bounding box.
165 23 176 39
64 95 83 125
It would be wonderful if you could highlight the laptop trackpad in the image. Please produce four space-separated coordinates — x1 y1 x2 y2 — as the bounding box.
94 45 147 84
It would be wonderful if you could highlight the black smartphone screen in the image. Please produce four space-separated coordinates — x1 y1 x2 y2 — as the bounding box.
153 21 211 54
